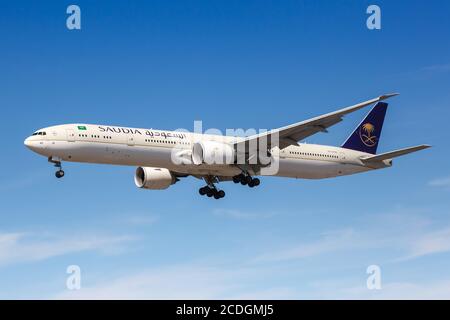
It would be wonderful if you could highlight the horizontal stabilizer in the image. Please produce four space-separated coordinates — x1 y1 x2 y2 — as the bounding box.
360 145 431 162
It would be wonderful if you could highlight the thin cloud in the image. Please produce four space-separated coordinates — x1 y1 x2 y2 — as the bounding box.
56 263 295 300
251 228 364 263
213 208 278 220
251 209 450 263
428 176 450 189
309 280 450 300
400 227 450 261
50 208 450 299
0 232 135 267
120 215 159 226
0 172 46 192
421 63 450 73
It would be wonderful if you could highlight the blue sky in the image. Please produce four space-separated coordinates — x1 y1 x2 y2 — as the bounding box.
1 0 450 299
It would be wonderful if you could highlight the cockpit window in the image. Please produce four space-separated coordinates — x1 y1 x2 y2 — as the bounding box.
32 131 46 136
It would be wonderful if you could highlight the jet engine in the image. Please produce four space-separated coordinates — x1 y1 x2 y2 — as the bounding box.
192 141 235 165
134 167 177 190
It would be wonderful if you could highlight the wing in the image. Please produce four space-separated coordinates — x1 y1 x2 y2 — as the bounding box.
234 93 399 151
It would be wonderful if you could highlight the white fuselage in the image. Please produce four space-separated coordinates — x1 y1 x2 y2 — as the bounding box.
24 124 389 179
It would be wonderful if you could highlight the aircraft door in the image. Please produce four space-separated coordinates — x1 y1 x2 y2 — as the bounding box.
66 129 75 142
127 136 135 146
336 151 347 176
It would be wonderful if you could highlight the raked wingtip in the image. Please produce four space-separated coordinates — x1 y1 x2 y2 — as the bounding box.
379 93 400 100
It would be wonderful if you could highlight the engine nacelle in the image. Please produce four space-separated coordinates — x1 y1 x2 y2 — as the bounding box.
134 167 176 190
192 141 235 165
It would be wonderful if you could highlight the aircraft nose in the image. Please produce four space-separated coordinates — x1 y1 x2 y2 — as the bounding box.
24 136 42 152
24 137 32 148
24 135 48 155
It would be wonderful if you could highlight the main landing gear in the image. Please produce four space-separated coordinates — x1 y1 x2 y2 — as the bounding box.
48 157 65 179
232 173 260 188
199 176 225 199
199 186 225 199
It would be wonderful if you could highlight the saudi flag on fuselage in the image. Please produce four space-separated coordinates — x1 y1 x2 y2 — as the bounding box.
77 125 87 130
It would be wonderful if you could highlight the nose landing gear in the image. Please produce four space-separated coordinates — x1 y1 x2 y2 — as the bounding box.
48 157 65 179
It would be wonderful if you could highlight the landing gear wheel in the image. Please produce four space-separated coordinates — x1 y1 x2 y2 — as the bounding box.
49 157 64 179
212 189 225 199
199 185 225 199
232 175 240 183
201 176 226 199
55 170 65 178
252 178 260 186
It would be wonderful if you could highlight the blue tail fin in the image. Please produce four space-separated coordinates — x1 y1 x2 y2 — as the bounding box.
341 102 388 154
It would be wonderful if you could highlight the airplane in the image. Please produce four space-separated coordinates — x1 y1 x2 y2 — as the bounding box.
24 93 430 199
